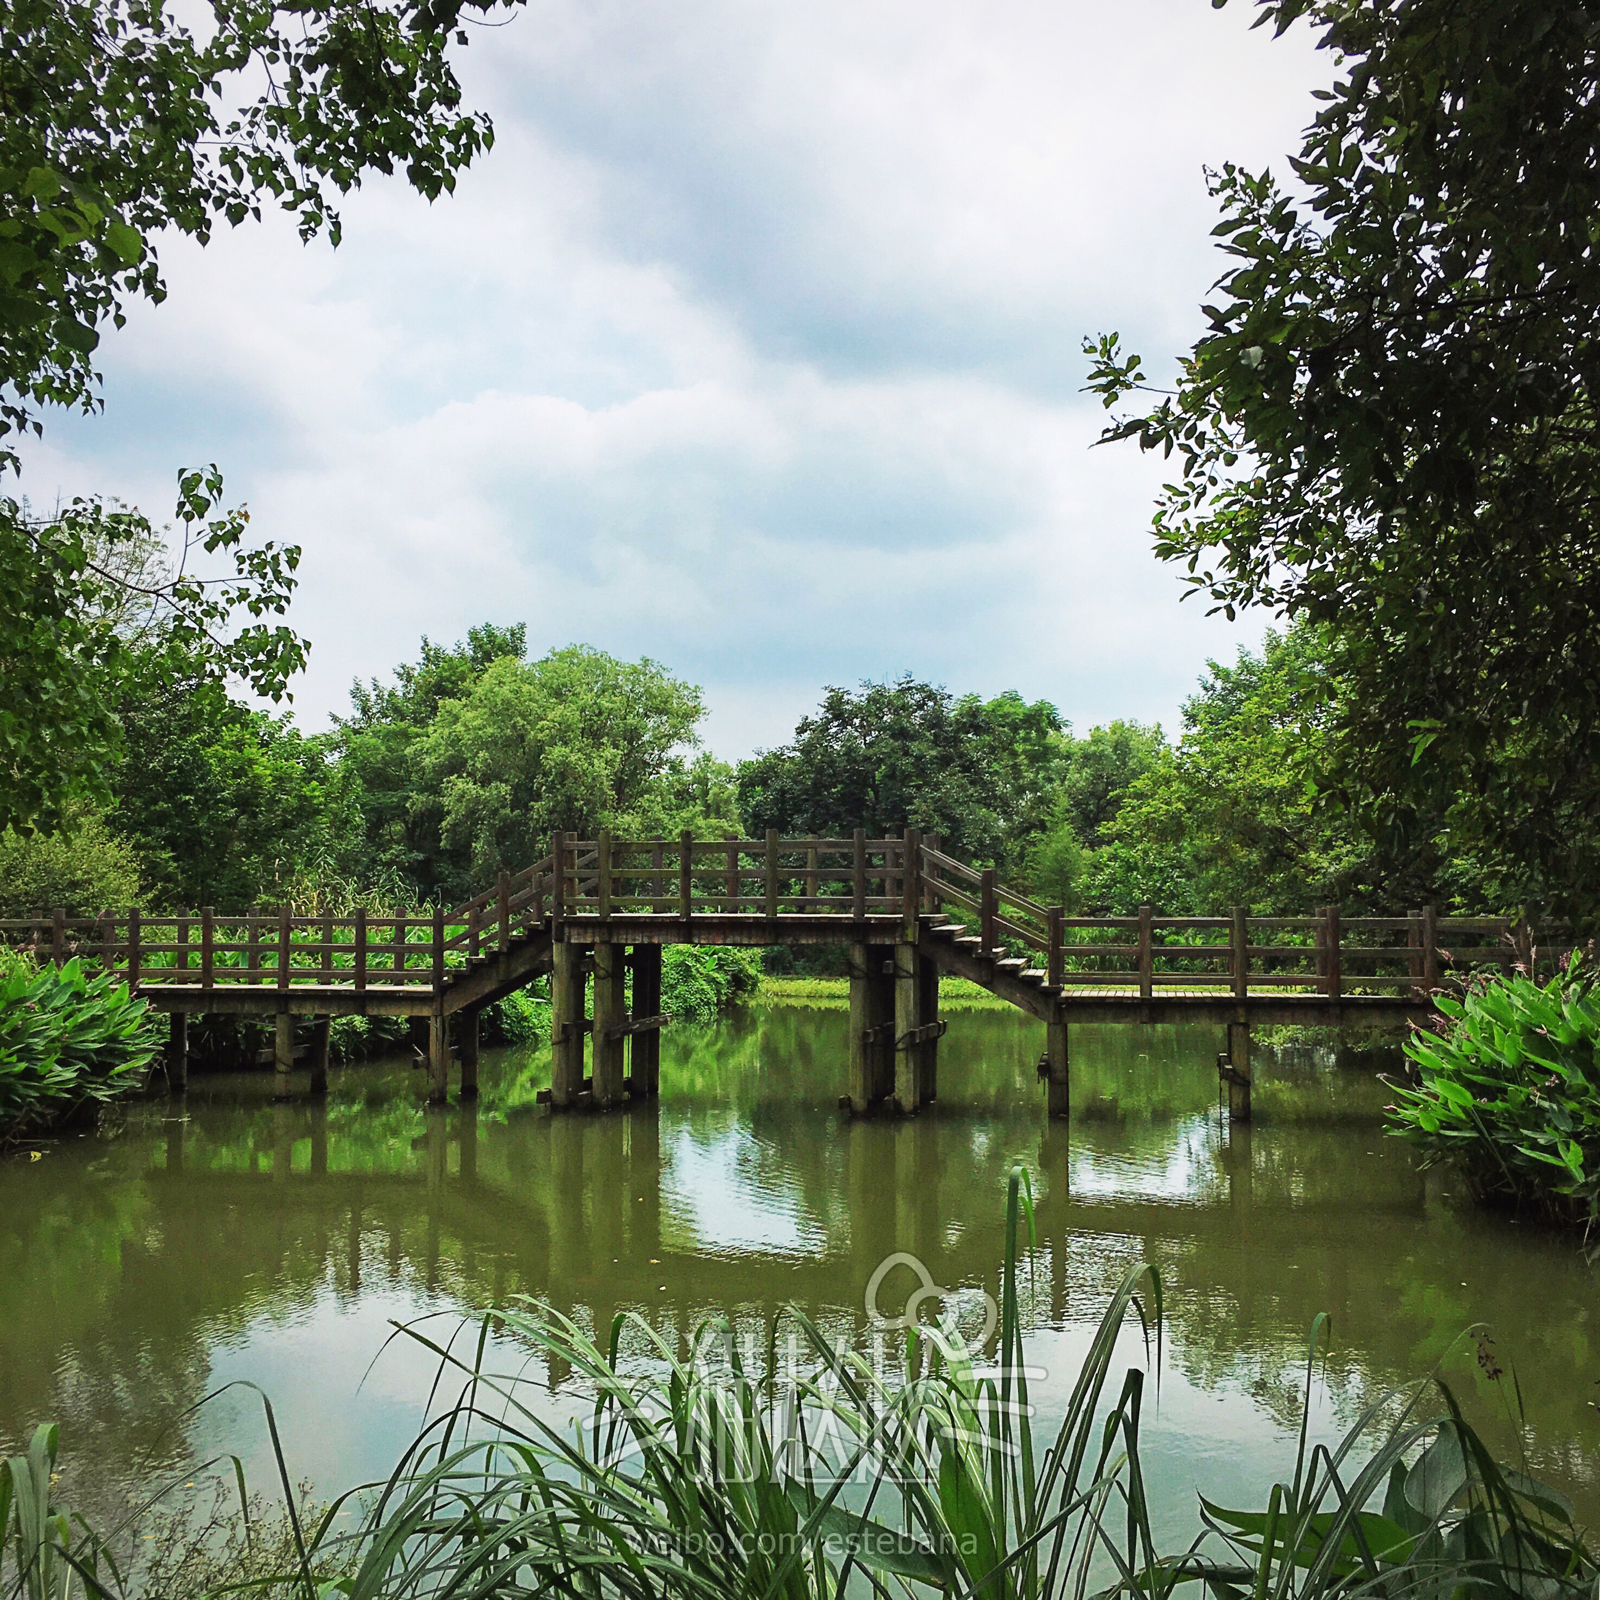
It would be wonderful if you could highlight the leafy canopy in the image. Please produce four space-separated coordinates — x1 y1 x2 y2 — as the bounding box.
1086 0 1600 915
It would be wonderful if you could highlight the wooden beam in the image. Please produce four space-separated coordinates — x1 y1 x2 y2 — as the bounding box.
459 1007 479 1099
766 828 779 918
201 907 214 989
354 908 368 992
427 1003 449 1104
893 938 920 1113
853 828 867 921
310 1016 331 1097
274 1012 294 1097
591 940 627 1107
551 939 585 1108
1043 1019 1068 1119
680 830 694 920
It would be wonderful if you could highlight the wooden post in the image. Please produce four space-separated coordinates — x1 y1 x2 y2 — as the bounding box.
631 942 662 1096
679 830 694 920
52 906 66 967
310 1016 331 1096
1138 905 1154 1001
1231 906 1248 1001
354 908 368 992
1325 904 1342 1000
459 1007 480 1099
923 831 941 913
1226 1018 1252 1122
901 828 920 941
128 907 140 991
550 831 567 926
274 1011 294 1097
725 835 740 914
427 1002 449 1105
848 942 875 1113
766 828 780 918
248 911 261 986
177 910 190 976
1047 906 1064 990
893 939 920 1114
852 829 867 921
278 907 291 991
598 828 613 921
981 869 997 954
432 904 445 992
652 839 665 913
806 836 819 908
167 1012 188 1094
592 940 627 1108
201 907 215 989
1044 1017 1069 1119
917 954 940 1103
551 939 585 1108
321 910 333 982
498 872 511 953
96 911 112 975
468 902 480 959
394 913 408 977
1422 903 1439 993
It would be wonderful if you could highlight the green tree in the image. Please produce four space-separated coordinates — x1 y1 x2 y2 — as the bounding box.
1058 721 1166 847
736 677 1065 870
112 669 359 910
0 805 141 914
410 645 706 898
2 0 514 829
335 624 527 891
1086 0 1600 916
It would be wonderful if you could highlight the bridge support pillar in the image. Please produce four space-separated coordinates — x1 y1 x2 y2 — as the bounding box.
459 1007 480 1100
309 1016 331 1097
551 941 586 1108
166 1011 188 1094
592 941 627 1109
1044 1018 1069 1119
630 943 662 1097
427 1004 450 1105
893 941 920 1114
917 954 940 1104
1226 1018 1252 1122
273 1012 294 1098
848 942 894 1113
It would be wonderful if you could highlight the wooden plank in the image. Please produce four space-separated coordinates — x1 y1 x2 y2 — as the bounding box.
901 828 920 940
551 831 567 925
766 828 780 918
1232 906 1248 1001
598 829 613 921
278 907 291 990
1047 906 1063 990
201 908 215 989
1326 904 1342 999
128 907 140 990
432 905 445 990
354 908 368 991
854 829 867 919
498 872 511 951
981 868 997 954
807 838 819 906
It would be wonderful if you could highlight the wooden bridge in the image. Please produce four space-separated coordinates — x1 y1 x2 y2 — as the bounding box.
2 830 1565 1121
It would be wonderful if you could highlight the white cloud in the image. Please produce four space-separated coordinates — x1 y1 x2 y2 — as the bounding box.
31 0 1327 755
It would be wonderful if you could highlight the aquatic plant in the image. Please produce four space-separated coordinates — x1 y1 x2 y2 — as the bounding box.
0 952 160 1140
1387 960 1600 1231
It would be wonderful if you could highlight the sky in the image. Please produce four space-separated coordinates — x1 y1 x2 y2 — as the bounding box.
29 0 1328 759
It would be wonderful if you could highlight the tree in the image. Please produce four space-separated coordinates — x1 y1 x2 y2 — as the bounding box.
1057 721 1166 847
410 646 706 898
1086 0 1600 915
0 472 303 833
2 0 514 829
736 677 1066 870
0 804 141 914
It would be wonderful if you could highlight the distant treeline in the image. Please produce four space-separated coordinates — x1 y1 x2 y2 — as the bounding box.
0 620 1561 920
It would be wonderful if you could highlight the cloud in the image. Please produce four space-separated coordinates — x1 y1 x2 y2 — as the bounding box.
30 0 1327 756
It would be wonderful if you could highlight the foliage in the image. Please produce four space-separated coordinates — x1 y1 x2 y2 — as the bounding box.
0 805 140 915
737 676 1068 872
660 945 761 1023
408 645 706 900
1057 720 1165 847
0 472 304 835
1389 962 1600 1230
482 983 549 1046
113 665 360 911
1 0 515 459
1086 0 1600 916
0 951 158 1136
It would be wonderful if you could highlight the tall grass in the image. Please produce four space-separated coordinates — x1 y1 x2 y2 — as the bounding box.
7 1172 1596 1600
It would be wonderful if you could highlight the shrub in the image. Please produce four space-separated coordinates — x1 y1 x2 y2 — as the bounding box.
483 983 551 1045
1388 961 1600 1230
0 808 141 916
661 944 760 1022
0 951 161 1137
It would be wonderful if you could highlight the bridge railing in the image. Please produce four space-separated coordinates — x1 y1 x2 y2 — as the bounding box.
2 827 1589 1003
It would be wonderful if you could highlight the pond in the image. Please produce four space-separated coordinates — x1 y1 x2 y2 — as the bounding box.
3 996 1597 1548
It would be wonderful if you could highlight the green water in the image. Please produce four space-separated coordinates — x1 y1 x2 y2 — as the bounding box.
3 1001 1597 1545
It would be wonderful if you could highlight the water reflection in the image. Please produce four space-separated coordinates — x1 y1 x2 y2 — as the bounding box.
2 1004 1596 1536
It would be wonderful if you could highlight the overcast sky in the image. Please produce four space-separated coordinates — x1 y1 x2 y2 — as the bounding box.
30 0 1327 758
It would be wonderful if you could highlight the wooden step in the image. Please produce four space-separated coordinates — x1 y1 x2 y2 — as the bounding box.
952 935 982 949
926 923 966 937
996 957 1027 974
1020 968 1048 983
